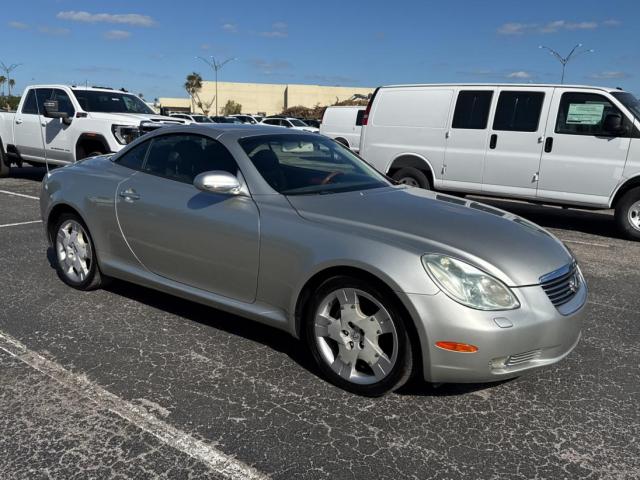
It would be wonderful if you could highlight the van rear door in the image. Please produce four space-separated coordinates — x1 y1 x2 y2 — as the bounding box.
481 87 553 198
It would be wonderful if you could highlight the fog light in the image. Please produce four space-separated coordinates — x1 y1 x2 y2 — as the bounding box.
435 341 478 353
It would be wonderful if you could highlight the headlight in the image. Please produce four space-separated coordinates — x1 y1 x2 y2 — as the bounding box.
422 254 520 311
111 124 141 145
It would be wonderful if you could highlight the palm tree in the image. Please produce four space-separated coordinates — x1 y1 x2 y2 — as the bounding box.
184 72 203 112
0 76 5 97
8 79 15 98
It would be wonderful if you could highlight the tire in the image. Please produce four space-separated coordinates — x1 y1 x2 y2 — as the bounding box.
0 140 9 178
76 146 105 161
304 275 414 397
391 167 430 189
335 138 349 149
52 213 105 290
615 187 640 241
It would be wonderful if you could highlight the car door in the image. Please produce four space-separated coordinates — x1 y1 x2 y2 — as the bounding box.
482 87 553 197
42 88 76 163
442 88 495 192
13 88 47 162
537 89 633 206
115 132 260 302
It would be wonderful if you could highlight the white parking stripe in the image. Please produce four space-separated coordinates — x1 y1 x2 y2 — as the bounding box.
561 239 611 248
0 189 39 200
0 331 269 480
0 220 42 228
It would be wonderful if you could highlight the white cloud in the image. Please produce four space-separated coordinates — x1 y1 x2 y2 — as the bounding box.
588 71 630 80
498 19 611 35
8 21 29 30
222 23 237 33
249 58 291 75
39 26 71 36
507 71 532 79
57 11 155 27
260 21 288 38
104 30 131 40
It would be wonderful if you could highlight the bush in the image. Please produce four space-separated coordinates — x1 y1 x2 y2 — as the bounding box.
221 100 242 115
0 96 20 111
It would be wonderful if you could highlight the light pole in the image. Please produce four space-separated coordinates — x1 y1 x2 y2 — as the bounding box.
0 62 21 97
196 56 236 115
538 44 594 84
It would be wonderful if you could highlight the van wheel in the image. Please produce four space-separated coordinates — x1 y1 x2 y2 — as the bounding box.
392 167 430 189
615 187 640 241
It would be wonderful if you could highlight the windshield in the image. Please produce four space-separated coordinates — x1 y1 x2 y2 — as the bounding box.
72 90 155 114
290 119 308 127
612 92 640 120
239 134 390 195
192 115 213 123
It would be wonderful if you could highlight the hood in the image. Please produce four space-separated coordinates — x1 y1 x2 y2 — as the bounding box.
87 111 186 125
287 187 573 287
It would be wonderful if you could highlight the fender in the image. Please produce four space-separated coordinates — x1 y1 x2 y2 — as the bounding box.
75 133 111 160
385 152 438 183
609 173 640 207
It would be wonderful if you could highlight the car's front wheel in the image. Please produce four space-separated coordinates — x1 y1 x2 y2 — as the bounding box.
305 276 413 396
53 213 105 290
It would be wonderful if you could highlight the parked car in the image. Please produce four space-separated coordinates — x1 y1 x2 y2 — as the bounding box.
170 113 213 123
301 118 321 129
41 124 586 396
210 116 243 124
359 83 640 240
230 114 261 124
0 85 185 175
320 106 366 152
261 117 320 133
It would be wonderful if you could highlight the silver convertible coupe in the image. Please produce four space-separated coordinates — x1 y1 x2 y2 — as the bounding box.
40 124 587 396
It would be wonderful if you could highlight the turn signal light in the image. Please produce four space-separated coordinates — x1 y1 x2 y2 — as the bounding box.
435 341 478 353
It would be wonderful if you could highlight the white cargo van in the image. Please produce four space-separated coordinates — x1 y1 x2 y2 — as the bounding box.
320 106 366 151
359 84 640 240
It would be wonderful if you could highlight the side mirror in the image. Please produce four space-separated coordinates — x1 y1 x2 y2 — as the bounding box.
43 100 70 121
603 113 625 135
194 171 242 195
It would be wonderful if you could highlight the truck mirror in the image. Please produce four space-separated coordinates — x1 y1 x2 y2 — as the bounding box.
43 100 69 120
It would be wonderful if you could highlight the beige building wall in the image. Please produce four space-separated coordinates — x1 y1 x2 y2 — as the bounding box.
159 81 374 116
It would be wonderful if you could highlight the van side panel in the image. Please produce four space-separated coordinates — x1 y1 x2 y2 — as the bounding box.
361 87 454 184
320 106 364 151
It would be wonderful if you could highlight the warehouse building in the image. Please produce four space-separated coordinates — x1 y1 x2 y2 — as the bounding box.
158 81 374 116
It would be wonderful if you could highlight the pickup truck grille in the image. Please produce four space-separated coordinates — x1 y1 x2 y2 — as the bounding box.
540 263 580 308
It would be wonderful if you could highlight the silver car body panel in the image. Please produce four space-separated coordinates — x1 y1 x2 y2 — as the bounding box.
41 124 586 383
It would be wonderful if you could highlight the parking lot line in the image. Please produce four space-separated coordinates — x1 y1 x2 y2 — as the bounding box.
0 220 42 229
0 330 269 480
0 189 39 200
560 239 612 248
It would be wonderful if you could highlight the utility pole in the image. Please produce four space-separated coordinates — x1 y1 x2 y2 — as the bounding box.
196 56 236 115
538 44 594 84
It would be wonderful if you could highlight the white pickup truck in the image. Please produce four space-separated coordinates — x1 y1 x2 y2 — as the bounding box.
0 85 185 176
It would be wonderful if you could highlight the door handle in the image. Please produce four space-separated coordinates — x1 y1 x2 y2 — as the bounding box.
544 137 554 153
489 134 498 149
119 189 140 201
15 119 23 125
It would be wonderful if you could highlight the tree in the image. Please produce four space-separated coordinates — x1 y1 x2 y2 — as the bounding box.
0 76 5 97
184 72 203 113
221 100 242 115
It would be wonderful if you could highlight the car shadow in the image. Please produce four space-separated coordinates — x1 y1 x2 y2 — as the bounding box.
469 196 622 240
6 166 47 181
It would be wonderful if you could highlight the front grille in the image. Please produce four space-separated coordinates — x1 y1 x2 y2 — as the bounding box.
540 263 580 307
505 349 541 367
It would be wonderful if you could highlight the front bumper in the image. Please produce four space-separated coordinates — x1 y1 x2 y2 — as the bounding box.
400 281 586 383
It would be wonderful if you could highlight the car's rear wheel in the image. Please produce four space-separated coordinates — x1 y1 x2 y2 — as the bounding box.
391 167 430 189
305 276 413 396
53 213 105 290
615 187 640 241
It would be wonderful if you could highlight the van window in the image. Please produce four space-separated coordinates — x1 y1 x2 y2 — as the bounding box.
493 91 545 132
373 88 453 128
555 92 629 137
355 109 365 126
452 91 493 129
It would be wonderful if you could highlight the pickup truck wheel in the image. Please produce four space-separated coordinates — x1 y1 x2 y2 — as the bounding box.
615 187 640 241
0 141 9 178
392 167 431 189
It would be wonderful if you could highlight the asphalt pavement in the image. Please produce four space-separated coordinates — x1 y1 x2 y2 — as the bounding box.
0 167 638 479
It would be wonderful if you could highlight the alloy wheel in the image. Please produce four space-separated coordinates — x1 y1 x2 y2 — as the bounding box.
56 220 93 283
628 201 640 232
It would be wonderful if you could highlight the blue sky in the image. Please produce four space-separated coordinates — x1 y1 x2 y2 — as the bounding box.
1 0 637 99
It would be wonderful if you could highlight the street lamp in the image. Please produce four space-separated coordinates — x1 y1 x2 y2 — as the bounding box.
538 44 594 84
0 62 22 97
196 56 236 115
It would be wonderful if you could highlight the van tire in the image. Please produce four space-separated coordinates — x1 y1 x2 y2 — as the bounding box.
615 187 640 241
392 167 430 189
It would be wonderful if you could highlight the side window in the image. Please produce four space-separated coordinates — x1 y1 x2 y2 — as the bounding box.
452 91 493 129
493 91 545 132
21 90 39 115
115 140 150 170
52 89 75 117
355 109 365 126
142 134 238 184
555 92 629 137
281 120 291 127
35 88 54 114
